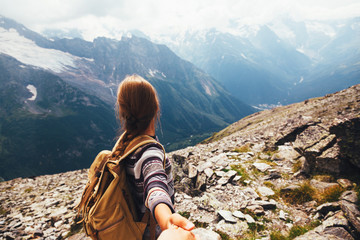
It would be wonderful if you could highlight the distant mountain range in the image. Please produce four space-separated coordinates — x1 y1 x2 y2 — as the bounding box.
150 17 360 107
0 16 253 180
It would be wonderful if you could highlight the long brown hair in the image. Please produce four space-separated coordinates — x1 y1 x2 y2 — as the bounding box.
111 74 160 159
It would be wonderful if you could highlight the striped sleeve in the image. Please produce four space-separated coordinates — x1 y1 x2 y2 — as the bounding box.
139 146 175 216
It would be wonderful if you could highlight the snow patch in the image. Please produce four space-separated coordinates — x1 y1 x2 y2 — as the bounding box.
26 84 37 101
148 69 166 78
109 88 115 97
252 103 282 111
203 84 212 96
296 47 305 54
0 27 77 73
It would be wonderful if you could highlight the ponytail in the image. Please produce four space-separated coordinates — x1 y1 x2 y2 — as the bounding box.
111 74 160 160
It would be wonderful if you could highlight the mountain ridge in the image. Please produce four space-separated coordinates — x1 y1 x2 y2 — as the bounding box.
0 16 254 180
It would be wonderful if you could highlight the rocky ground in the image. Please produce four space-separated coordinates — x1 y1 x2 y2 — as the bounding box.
1 84 359 239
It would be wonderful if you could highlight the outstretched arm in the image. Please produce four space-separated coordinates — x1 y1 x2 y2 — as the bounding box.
154 203 195 231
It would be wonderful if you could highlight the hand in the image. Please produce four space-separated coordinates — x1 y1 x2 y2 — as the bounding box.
158 228 197 240
167 213 195 231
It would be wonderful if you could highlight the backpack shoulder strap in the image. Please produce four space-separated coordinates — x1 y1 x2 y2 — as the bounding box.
113 133 166 167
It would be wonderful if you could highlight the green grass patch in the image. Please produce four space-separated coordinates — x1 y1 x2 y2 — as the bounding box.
270 231 287 240
230 164 251 185
270 221 321 240
264 181 275 188
233 145 252 153
215 230 231 240
315 185 344 204
0 205 8 215
292 160 302 173
24 187 33 193
178 211 190 219
193 220 209 228
280 182 315 205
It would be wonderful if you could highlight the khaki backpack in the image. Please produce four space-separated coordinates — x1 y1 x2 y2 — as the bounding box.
76 133 166 240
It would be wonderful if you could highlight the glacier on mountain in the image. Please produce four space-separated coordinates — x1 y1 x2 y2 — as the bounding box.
0 27 77 73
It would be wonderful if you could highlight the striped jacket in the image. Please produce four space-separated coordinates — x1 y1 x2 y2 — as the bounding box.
124 140 175 220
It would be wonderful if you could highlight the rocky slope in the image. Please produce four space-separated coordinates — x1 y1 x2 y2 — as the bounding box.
0 84 359 239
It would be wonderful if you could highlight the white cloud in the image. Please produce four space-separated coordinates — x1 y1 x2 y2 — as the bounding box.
0 0 359 40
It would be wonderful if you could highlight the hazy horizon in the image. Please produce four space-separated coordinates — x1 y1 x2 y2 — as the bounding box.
1 0 360 41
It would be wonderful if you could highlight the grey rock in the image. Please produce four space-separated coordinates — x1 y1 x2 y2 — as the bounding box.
233 175 242 182
340 191 358 203
310 179 339 192
323 227 354 240
242 187 260 200
257 186 275 196
217 177 229 186
252 162 272 172
264 171 281 180
316 202 340 215
188 164 198 179
195 172 207 191
251 200 277 210
197 161 213 172
224 170 237 179
244 214 255 223
340 200 360 233
204 168 214 178
214 170 225 177
232 210 246 220
337 179 353 190
192 228 221 240
218 210 237 223
294 212 351 240
208 153 228 166
246 205 264 215
279 210 288 221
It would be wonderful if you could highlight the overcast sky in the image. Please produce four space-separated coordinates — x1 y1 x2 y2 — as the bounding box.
1 0 360 40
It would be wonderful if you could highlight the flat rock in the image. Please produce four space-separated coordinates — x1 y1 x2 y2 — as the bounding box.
258 186 275 196
310 179 339 191
204 168 214 178
340 191 358 204
337 179 353 190
197 161 213 173
188 163 198 179
279 210 288 221
244 214 255 224
232 210 245 220
192 228 221 240
316 202 341 215
251 200 277 210
246 205 264 215
252 162 272 172
241 187 260 200
218 210 237 223
340 200 360 233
